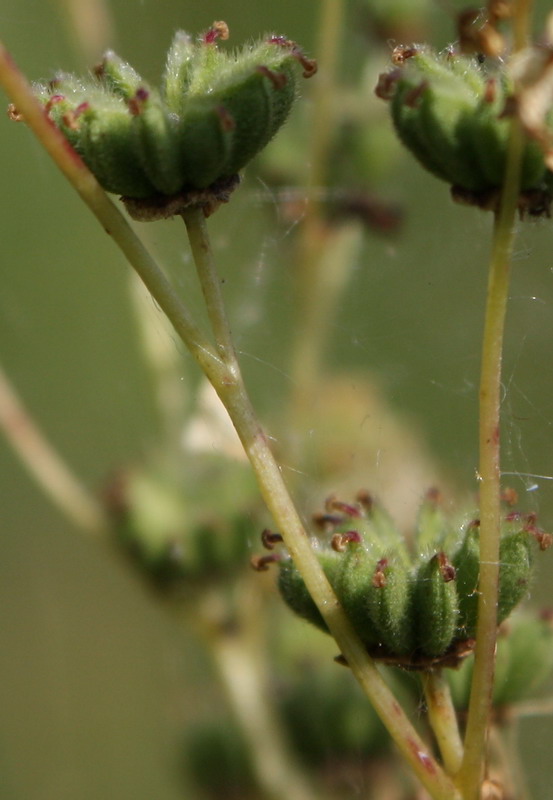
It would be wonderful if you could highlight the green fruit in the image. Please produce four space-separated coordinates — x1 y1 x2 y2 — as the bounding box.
453 522 481 639
498 529 532 624
336 540 381 649
414 552 458 657
108 463 257 589
30 25 316 207
274 493 543 670
378 45 551 202
366 556 413 655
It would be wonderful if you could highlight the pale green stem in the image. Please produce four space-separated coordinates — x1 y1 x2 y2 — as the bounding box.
127 273 189 455
0 363 108 536
52 0 114 62
512 0 533 50
288 0 348 459
512 696 553 718
0 44 460 800
457 119 525 800
458 1 531 793
304 0 345 211
290 223 361 438
421 670 464 777
180 210 460 800
195 587 320 800
181 208 237 364
490 721 530 800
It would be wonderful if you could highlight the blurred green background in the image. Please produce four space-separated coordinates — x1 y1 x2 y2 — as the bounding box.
1 1 553 798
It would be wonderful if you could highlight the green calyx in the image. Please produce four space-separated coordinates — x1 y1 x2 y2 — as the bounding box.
269 491 550 670
29 24 316 217
376 45 552 215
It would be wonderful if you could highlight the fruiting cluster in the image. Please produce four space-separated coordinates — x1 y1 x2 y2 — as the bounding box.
106 464 257 591
256 490 551 670
26 23 315 217
376 45 553 214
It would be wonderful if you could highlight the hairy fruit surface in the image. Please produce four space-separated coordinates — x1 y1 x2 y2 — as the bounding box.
376 45 553 215
266 491 550 670
25 24 315 217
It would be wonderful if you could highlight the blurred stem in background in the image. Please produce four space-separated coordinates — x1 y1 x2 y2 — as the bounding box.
51 0 115 63
0 363 108 536
287 0 362 473
192 583 320 800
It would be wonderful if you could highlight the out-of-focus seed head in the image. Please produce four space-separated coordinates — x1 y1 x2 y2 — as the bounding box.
376 44 553 216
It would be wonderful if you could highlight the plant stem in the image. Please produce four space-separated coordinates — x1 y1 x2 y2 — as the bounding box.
180 210 460 800
195 585 320 800
421 670 464 776
457 119 524 800
182 208 237 364
0 45 461 800
127 274 189 457
0 363 108 536
288 0 349 463
458 2 531 794
55 0 114 63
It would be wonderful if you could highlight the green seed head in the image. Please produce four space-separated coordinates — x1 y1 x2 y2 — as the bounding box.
107 463 257 592
27 24 316 217
265 492 549 670
376 45 552 215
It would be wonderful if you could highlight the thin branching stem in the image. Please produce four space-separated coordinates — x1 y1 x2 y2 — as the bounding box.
0 363 108 536
195 586 321 800
458 203 515 797
458 151 521 800
0 41 462 800
181 209 460 800
182 208 238 365
458 3 532 795
288 0 351 463
54 0 114 62
421 670 464 777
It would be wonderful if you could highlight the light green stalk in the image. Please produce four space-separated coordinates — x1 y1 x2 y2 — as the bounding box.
421 670 464 777
0 363 108 535
457 4 531 795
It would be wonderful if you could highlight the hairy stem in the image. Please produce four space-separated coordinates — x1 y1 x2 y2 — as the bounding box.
0 43 460 800
421 670 464 777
